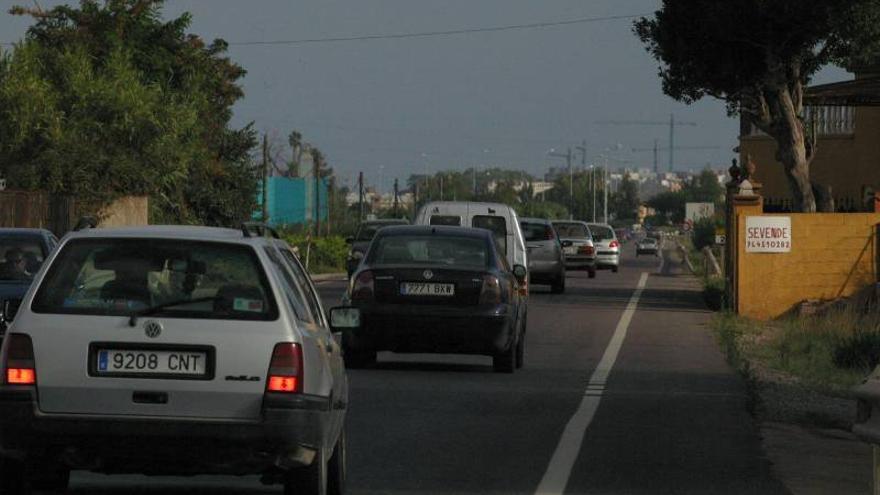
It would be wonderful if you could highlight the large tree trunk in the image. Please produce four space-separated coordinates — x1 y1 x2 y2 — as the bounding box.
745 81 817 213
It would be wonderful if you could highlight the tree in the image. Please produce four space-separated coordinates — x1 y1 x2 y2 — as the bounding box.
684 169 724 205
647 191 686 225
3 0 259 225
611 173 640 221
635 1 880 212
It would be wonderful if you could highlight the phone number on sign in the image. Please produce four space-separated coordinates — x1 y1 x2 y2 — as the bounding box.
746 240 791 249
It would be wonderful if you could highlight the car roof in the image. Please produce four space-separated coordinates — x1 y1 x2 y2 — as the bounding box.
0 228 53 237
375 225 494 239
551 220 590 226
360 219 409 226
587 223 613 228
519 217 552 225
64 225 258 243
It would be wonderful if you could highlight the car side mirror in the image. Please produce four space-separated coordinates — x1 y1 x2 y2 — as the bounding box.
561 240 573 248
329 307 360 333
512 265 528 282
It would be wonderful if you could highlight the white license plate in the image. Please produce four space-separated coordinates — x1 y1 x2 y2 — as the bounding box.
400 282 455 297
96 349 207 376
564 246 577 255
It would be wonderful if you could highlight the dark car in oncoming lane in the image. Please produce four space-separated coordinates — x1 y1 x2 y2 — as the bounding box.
342 225 528 373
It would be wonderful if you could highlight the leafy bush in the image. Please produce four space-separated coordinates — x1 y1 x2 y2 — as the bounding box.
833 331 880 371
693 217 718 251
282 233 349 274
703 277 725 311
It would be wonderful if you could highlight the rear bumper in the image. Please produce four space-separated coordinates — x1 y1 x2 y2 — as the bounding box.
596 253 620 267
0 388 335 475
564 255 596 269
528 259 564 281
347 304 517 355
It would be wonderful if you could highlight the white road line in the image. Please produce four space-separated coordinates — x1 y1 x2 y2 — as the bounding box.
534 272 650 495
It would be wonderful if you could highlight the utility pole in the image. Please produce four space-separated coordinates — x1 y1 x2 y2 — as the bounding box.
575 140 588 220
549 148 574 220
472 167 477 197
261 134 268 223
631 143 719 174
358 171 364 222
603 159 609 224
595 115 698 172
440 175 444 201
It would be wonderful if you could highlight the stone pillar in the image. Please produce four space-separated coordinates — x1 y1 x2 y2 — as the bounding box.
725 162 763 313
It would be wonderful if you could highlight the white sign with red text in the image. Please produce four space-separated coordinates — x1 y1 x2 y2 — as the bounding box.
745 216 792 253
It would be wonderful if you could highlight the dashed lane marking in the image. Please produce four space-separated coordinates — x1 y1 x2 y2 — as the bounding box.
534 272 650 495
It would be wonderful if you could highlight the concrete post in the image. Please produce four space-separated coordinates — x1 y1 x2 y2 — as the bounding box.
725 171 763 314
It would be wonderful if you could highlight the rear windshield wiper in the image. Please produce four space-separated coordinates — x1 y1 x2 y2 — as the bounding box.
129 296 220 327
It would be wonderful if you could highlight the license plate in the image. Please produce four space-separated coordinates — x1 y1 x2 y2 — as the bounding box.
96 349 207 376
400 282 455 297
564 246 577 255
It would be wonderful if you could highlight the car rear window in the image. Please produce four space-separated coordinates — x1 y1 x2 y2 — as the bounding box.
553 223 589 239
472 215 507 255
589 225 615 242
429 215 461 226
368 235 490 268
32 238 278 320
0 236 45 282
520 222 555 242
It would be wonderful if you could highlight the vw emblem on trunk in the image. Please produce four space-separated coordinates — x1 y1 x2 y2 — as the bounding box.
144 321 162 339
423 270 434 280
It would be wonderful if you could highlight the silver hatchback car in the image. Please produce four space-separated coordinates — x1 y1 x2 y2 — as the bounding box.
587 223 621 273
519 218 566 293
552 221 597 279
0 224 348 495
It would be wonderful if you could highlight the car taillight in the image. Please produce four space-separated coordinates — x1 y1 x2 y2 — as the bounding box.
266 343 303 394
544 227 556 241
609 240 620 249
4 334 36 386
479 275 503 304
579 245 594 255
351 270 374 302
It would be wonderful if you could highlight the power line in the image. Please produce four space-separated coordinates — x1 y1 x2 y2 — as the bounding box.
227 13 649 47
0 13 649 48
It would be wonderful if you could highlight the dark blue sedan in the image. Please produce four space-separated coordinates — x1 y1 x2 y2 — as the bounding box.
343 225 528 373
0 228 58 330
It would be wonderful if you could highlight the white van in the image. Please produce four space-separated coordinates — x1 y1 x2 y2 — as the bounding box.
414 201 528 273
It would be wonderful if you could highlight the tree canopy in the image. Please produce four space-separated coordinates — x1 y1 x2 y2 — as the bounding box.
635 0 880 212
0 0 258 225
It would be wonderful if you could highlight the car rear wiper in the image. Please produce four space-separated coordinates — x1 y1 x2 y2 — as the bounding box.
129 296 220 327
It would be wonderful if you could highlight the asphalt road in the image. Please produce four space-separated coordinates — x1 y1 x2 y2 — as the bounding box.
64 242 789 494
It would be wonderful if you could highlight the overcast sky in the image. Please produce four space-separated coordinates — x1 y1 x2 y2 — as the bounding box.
0 0 849 192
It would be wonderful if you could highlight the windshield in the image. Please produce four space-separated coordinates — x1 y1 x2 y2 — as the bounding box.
32 239 277 320
355 223 400 241
368 235 490 268
521 222 555 242
553 223 590 239
0 237 45 282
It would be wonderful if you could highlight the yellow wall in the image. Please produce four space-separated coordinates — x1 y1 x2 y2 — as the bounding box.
739 106 880 204
736 212 880 319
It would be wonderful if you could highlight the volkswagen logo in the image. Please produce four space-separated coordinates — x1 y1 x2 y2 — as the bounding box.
143 321 163 339
423 270 434 280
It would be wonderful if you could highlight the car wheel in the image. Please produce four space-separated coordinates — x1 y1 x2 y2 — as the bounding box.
612 265 619 273
327 426 347 495
285 449 328 495
29 461 69 492
588 267 597 279
0 456 28 495
493 337 516 374
343 348 376 369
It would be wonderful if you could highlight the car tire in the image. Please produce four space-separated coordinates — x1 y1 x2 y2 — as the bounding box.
612 265 619 273
285 449 329 495
588 267 597 279
493 337 516 374
343 349 376 369
327 426 347 495
550 274 565 294
515 318 526 369
0 456 28 495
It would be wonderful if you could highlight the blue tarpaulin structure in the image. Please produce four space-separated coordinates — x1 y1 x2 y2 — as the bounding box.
255 177 328 227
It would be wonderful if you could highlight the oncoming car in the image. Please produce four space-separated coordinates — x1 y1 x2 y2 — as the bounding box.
342 226 528 373
0 224 348 495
